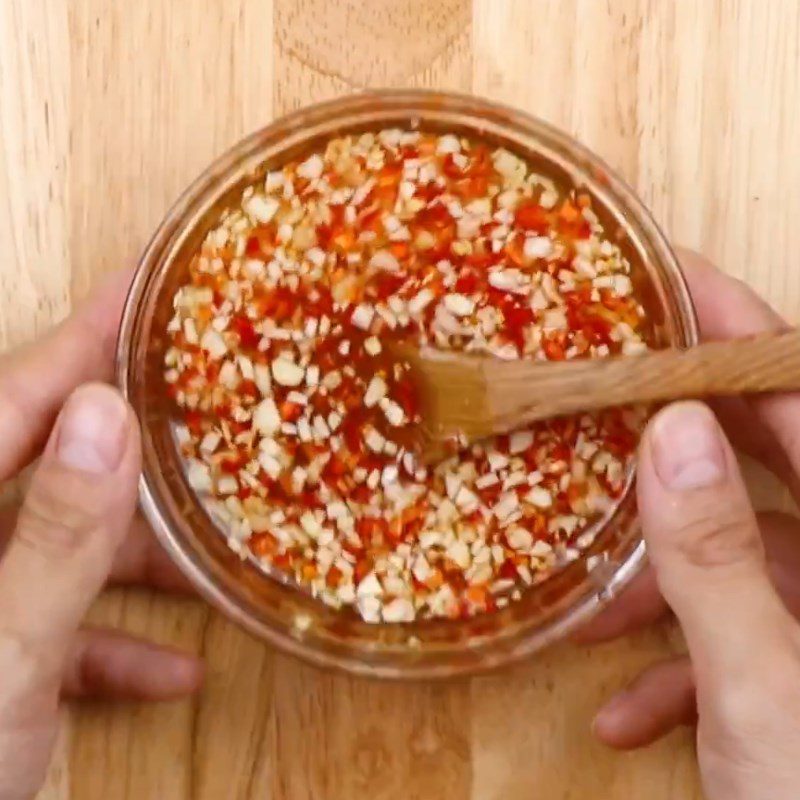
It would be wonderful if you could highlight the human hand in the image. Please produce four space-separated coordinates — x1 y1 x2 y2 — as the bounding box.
582 252 800 796
598 398 800 799
0 273 202 799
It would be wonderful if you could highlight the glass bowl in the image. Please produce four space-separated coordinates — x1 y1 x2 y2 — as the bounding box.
116 89 698 679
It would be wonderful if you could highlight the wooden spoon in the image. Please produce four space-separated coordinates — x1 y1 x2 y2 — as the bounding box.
395 330 800 461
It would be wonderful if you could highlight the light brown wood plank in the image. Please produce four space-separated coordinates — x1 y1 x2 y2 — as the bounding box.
470 634 702 799
0 0 71 347
472 0 644 183
273 0 472 114
67 0 275 297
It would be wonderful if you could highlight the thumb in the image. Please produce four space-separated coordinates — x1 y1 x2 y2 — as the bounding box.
0 384 140 674
638 401 794 692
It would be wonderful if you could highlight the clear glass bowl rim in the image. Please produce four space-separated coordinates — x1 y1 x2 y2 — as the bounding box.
116 89 699 679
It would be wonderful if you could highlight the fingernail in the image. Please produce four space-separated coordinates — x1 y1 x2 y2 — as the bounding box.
592 691 631 736
167 655 205 692
651 402 726 490
149 651 205 696
57 385 128 473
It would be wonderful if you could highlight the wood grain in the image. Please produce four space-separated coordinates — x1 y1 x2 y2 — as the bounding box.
1 1 799 798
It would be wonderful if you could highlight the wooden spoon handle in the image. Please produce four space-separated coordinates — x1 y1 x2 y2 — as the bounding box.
487 329 800 431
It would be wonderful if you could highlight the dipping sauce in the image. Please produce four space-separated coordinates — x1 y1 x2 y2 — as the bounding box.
163 128 649 623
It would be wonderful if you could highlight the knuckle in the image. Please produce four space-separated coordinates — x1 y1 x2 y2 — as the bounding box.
16 475 104 559
665 501 762 571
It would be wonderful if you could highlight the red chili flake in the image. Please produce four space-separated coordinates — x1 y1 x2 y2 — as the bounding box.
414 182 444 203
204 361 220 384
379 160 403 185
350 485 372 504
219 457 243 474
231 316 260 349
454 270 480 294
441 154 463 178
280 401 303 422
232 420 253 436
515 201 549 233
250 533 278 557
272 552 292 571
239 379 260 399
391 377 419 419
341 418 364 454
468 144 493 175
332 453 352 475
503 302 534 351
542 336 567 361
184 409 204 435
389 241 410 261
245 225 276 257
254 287 296 322
325 565 343 588
374 184 398 209
357 205 382 230
371 271 407 301
453 175 489 200
464 251 499 270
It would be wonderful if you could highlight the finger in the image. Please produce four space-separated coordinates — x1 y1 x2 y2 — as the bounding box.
61 628 203 701
577 511 800 644
0 384 140 671
591 515 800 751
0 504 193 594
0 269 132 480
760 511 800 620
680 248 789 341
679 249 800 497
593 657 696 750
573 566 668 644
109 515 194 593
709 396 795 488
638 401 794 691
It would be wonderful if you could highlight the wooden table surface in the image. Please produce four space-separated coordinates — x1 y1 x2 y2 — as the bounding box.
2 2 800 798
